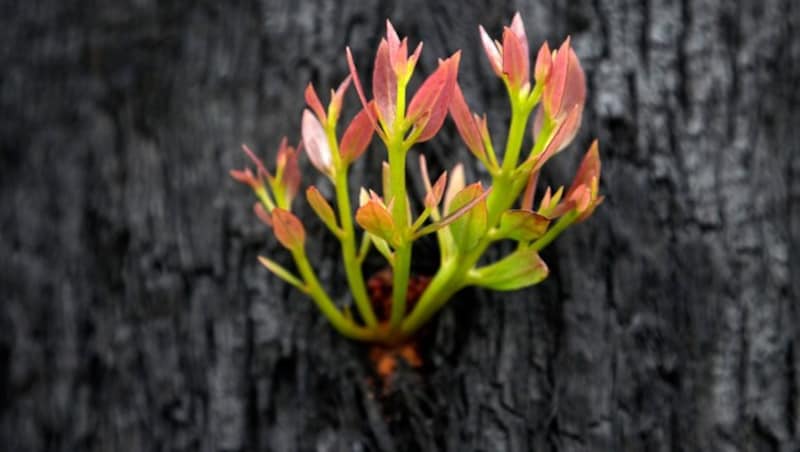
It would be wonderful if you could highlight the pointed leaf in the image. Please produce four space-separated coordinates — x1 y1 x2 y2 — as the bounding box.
301 109 332 175
472 248 549 291
533 103 582 172
425 171 447 209
534 41 552 84
328 75 352 124
340 105 374 164
258 256 306 292
479 25 503 77
447 182 489 252
502 27 529 91
373 39 397 127
271 208 305 251
305 83 327 124
306 186 339 233
253 202 272 226
544 37 586 120
496 209 550 242
346 47 381 135
230 168 260 190
449 83 486 161
509 13 529 58
407 52 461 142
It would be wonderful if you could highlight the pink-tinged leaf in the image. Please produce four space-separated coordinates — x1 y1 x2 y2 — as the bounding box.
538 185 564 218
476 114 494 158
407 51 461 142
386 20 401 53
271 208 306 251
304 83 327 124
544 37 586 120
532 105 545 139
230 168 260 190
346 47 383 138
449 83 486 161
306 186 339 232
276 138 301 202
497 209 550 242
301 109 332 175
425 171 448 209
391 38 409 76
553 140 602 222
443 163 465 212
447 182 489 252
472 248 548 291
407 42 423 76
502 27 529 91
521 170 539 211
479 25 503 77
509 13 529 58
355 199 397 245
328 75 352 124
253 202 272 226
534 41 552 84
340 106 375 164
373 39 397 128
241 144 272 181
533 103 583 173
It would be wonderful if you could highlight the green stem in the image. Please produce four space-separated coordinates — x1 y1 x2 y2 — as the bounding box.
292 249 373 341
530 211 578 252
500 101 530 173
334 168 378 327
401 101 537 337
387 141 411 330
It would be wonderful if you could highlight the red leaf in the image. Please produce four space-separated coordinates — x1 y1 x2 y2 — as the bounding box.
271 208 306 251
502 27 529 91
544 37 586 120
534 41 552 84
253 202 272 226
372 39 397 128
449 83 485 161
304 83 327 124
328 75 352 124
424 171 448 209
340 105 375 164
407 51 461 142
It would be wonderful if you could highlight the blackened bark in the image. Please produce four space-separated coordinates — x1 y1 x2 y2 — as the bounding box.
2 0 799 451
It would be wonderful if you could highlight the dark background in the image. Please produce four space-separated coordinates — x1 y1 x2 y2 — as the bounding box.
2 0 799 451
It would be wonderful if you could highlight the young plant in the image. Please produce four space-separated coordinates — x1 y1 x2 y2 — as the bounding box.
230 13 603 346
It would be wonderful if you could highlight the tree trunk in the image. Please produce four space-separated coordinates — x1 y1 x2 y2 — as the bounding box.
2 0 799 451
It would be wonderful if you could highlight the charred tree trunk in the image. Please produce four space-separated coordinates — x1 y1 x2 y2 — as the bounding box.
2 1 799 451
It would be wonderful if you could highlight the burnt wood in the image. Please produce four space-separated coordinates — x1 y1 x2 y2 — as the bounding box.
2 0 799 451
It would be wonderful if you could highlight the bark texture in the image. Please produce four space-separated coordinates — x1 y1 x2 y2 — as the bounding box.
2 0 799 451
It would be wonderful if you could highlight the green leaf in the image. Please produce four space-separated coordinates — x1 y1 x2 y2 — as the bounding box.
495 209 550 242
258 256 307 292
470 248 549 291
447 182 488 253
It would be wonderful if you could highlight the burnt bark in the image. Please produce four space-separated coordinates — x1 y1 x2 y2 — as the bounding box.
2 0 799 451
